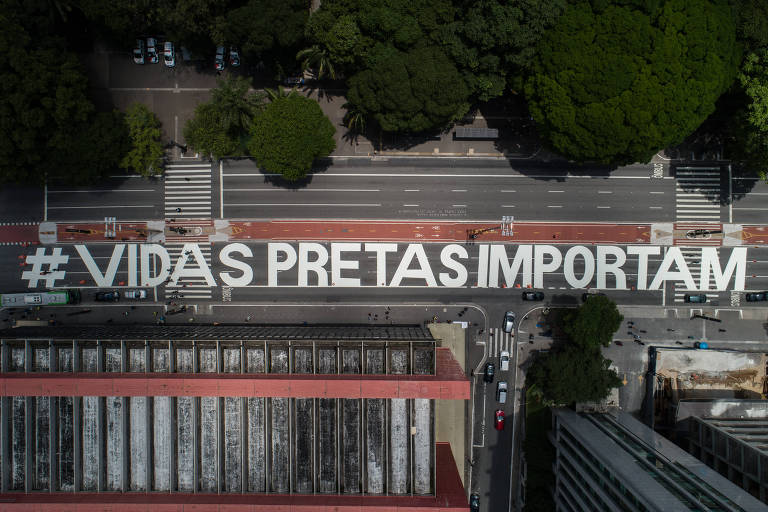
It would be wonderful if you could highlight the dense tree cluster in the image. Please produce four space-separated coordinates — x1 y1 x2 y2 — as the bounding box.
525 0 742 165
526 297 623 405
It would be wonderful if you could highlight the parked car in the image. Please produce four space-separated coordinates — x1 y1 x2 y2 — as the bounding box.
124 290 147 299
95 291 120 302
146 38 158 63
283 76 305 86
494 409 505 430
229 47 240 67
502 311 515 333
500 350 509 371
496 381 508 403
132 39 145 64
215 46 226 71
684 293 707 303
522 291 545 301
163 42 175 68
469 493 480 512
746 291 768 302
483 362 495 383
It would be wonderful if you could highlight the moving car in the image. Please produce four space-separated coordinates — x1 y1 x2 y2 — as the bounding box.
146 38 158 63
469 493 480 512
132 39 145 64
215 46 226 71
496 381 507 403
95 291 120 302
684 293 707 303
483 362 495 383
229 47 240 67
494 409 505 430
163 42 175 68
124 290 147 299
522 290 545 301
502 311 515 333
746 291 768 302
500 350 509 371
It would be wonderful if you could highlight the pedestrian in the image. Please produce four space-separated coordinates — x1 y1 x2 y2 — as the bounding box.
123 311 129 316
153 311 158 317
479 329 484 334
185 177 190 181
176 207 182 213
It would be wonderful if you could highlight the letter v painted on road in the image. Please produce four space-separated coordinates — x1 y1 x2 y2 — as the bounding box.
75 244 125 287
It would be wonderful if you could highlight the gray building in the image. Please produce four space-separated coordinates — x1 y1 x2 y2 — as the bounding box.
688 415 768 504
550 408 766 511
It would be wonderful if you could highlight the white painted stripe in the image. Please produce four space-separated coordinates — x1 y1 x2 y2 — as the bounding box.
597 191 612 194
225 203 382 207
47 205 153 209
597 206 611 209
403 204 419 207
223 188 380 192
649 191 665 194
547 205 562 208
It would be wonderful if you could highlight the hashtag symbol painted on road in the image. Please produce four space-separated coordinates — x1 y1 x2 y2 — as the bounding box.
22 248 69 288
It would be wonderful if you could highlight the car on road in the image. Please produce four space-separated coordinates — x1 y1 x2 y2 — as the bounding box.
582 292 607 302
502 311 515 333
283 76 305 86
684 293 707 303
132 39 145 64
215 46 226 71
229 47 240 67
124 290 147 299
500 350 509 371
483 362 495 383
496 381 507 403
522 290 545 301
163 42 175 68
146 38 158 63
95 291 120 302
746 291 768 302
469 493 480 512
494 409 505 430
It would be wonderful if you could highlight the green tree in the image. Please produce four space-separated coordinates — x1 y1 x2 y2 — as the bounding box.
247 93 336 181
562 296 623 349
121 103 164 176
184 76 264 159
347 46 470 132
525 0 742 165
526 346 622 405
297 45 336 80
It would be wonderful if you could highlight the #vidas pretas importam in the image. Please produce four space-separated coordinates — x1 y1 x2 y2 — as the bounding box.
28 242 749 291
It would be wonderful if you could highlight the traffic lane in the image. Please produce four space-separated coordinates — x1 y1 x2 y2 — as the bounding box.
222 168 673 221
45 178 164 221
732 183 768 224
0 185 44 222
105 52 220 90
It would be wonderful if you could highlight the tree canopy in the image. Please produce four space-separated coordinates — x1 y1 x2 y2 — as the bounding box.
562 295 623 349
347 46 470 133
527 346 622 405
121 103 164 177
525 0 742 165
247 93 336 181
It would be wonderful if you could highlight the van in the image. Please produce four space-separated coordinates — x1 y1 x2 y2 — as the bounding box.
496 381 507 404
500 350 509 371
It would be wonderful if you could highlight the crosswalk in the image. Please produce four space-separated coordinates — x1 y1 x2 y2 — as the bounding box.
164 241 214 300
675 166 721 222
672 248 720 304
487 328 514 359
164 162 213 219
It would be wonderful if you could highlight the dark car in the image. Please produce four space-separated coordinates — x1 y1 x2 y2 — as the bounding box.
494 409 505 430
483 362 495 383
522 291 545 301
469 493 480 512
582 292 607 302
684 293 707 303
746 291 768 302
502 311 515 333
95 291 120 302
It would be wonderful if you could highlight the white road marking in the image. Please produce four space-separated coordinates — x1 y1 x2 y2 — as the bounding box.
47 189 156 193
227 203 382 207
223 188 381 192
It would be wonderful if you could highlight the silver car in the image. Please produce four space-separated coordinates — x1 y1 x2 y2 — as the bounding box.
132 39 145 64
146 38 158 63
163 41 175 68
502 311 515 333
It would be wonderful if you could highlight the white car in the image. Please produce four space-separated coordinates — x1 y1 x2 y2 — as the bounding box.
215 46 226 71
132 39 145 64
124 290 147 299
146 38 158 64
500 350 509 371
163 42 175 68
